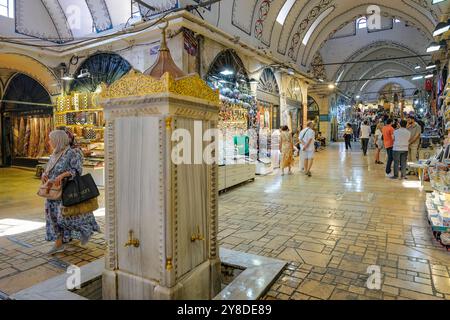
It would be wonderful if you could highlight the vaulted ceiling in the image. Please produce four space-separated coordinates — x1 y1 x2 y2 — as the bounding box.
1 0 448 101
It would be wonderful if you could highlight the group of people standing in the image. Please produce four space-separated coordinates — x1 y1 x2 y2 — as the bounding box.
344 115 422 180
279 121 317 177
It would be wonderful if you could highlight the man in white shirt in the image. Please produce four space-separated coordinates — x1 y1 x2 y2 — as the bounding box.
392 120 411 180
299 122 316 177
360 120 371 156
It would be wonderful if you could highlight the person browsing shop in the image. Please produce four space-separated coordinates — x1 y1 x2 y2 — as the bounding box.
391 120 411 180
299 122 316 177
360 120 371 156
383 119 395 177
407 116 421 162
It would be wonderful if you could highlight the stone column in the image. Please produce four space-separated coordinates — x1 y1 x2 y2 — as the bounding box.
100 70 221 300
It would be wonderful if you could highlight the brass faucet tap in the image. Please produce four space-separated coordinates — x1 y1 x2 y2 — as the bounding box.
125 230 140 248
191 226 205 242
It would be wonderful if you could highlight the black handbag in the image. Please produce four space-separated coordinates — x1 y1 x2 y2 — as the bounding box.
62 173 100 207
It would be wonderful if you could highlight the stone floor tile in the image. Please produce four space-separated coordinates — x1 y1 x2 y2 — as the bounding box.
432 276 450 295
297 279 335 300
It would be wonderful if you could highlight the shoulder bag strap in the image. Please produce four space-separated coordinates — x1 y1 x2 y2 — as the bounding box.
45 148 69 175
301 129 311 142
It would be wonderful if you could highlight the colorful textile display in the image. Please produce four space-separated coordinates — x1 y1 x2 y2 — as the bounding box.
13 116 53 159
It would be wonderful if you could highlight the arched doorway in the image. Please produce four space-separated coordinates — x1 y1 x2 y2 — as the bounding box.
69 53 132 93
1 73 52 167
205 49 255 164
307 96 320 131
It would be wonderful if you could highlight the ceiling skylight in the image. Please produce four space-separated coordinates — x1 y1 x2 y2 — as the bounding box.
302 7 335 45
276 0 296 25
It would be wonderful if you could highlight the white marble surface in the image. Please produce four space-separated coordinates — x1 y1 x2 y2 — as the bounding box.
215 248 286 300
11 259 104 300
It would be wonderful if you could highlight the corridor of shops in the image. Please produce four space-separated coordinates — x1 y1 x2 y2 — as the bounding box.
1 142 450 300
0 0 449 302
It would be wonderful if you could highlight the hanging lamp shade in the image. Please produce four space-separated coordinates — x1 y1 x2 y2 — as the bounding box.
144 22 186 79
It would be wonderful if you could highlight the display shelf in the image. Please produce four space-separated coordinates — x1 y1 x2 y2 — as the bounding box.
54 109 103 115
425 192 450 250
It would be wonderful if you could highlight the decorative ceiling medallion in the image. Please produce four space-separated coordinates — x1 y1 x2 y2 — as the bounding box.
100 70 220 104
311 53 327 81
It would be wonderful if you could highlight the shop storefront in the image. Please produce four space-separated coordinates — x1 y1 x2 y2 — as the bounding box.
284 78 303 134
206 49 257 190
256 68 281 172
307 96 320 132
0 73 53 168
51 53 131 186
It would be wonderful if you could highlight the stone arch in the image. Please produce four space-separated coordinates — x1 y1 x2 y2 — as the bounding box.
69 52 132 92
0 53 60 96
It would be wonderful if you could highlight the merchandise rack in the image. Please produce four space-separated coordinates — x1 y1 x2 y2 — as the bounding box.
425 192 450 250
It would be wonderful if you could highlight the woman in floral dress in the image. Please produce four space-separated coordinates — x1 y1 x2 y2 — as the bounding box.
280 126 294 176
41 130 100 254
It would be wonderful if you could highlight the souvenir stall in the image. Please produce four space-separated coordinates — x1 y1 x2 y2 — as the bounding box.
256 68 281 174
415 67 450 250
0 73 53 168
307 96 320 131
284 78 303 134
52 92 105 185
40 53 132 186
206 49 256 191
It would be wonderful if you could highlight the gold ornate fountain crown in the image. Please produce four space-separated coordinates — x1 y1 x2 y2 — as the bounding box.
100 20 219 104
100 70 219 104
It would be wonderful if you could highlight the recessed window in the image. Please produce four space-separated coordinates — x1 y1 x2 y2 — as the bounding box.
131 0 141 18
357 17 367 29
0 0 14 18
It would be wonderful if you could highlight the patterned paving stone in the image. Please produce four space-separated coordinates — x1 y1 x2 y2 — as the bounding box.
297 279 335 300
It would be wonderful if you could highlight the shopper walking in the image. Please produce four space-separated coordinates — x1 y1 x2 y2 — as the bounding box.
344 123 353 151
360 120 371 156
374 122 384 164
383 119 395 177
391 120 411 180
407 115 421 162
299 121 316 177
41 130 100 254
280 126 294 176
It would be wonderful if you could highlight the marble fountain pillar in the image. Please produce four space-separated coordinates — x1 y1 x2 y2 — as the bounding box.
99 31 221 299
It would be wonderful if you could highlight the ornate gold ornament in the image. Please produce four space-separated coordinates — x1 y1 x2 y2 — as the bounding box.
100 70 219 104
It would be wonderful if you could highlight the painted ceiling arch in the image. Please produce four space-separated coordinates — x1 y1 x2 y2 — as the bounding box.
350 68 418 99
324 30 430 81
12 0 133 43
299 3 435 68
0 53 60 96
337 46 425 91
341 60 418 94
362 78 417 101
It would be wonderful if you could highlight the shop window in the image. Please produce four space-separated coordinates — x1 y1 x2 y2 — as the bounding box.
0 0 14 18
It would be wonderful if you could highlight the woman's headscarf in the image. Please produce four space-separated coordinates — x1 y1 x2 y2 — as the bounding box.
45 130 70 175
49 130 70 155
